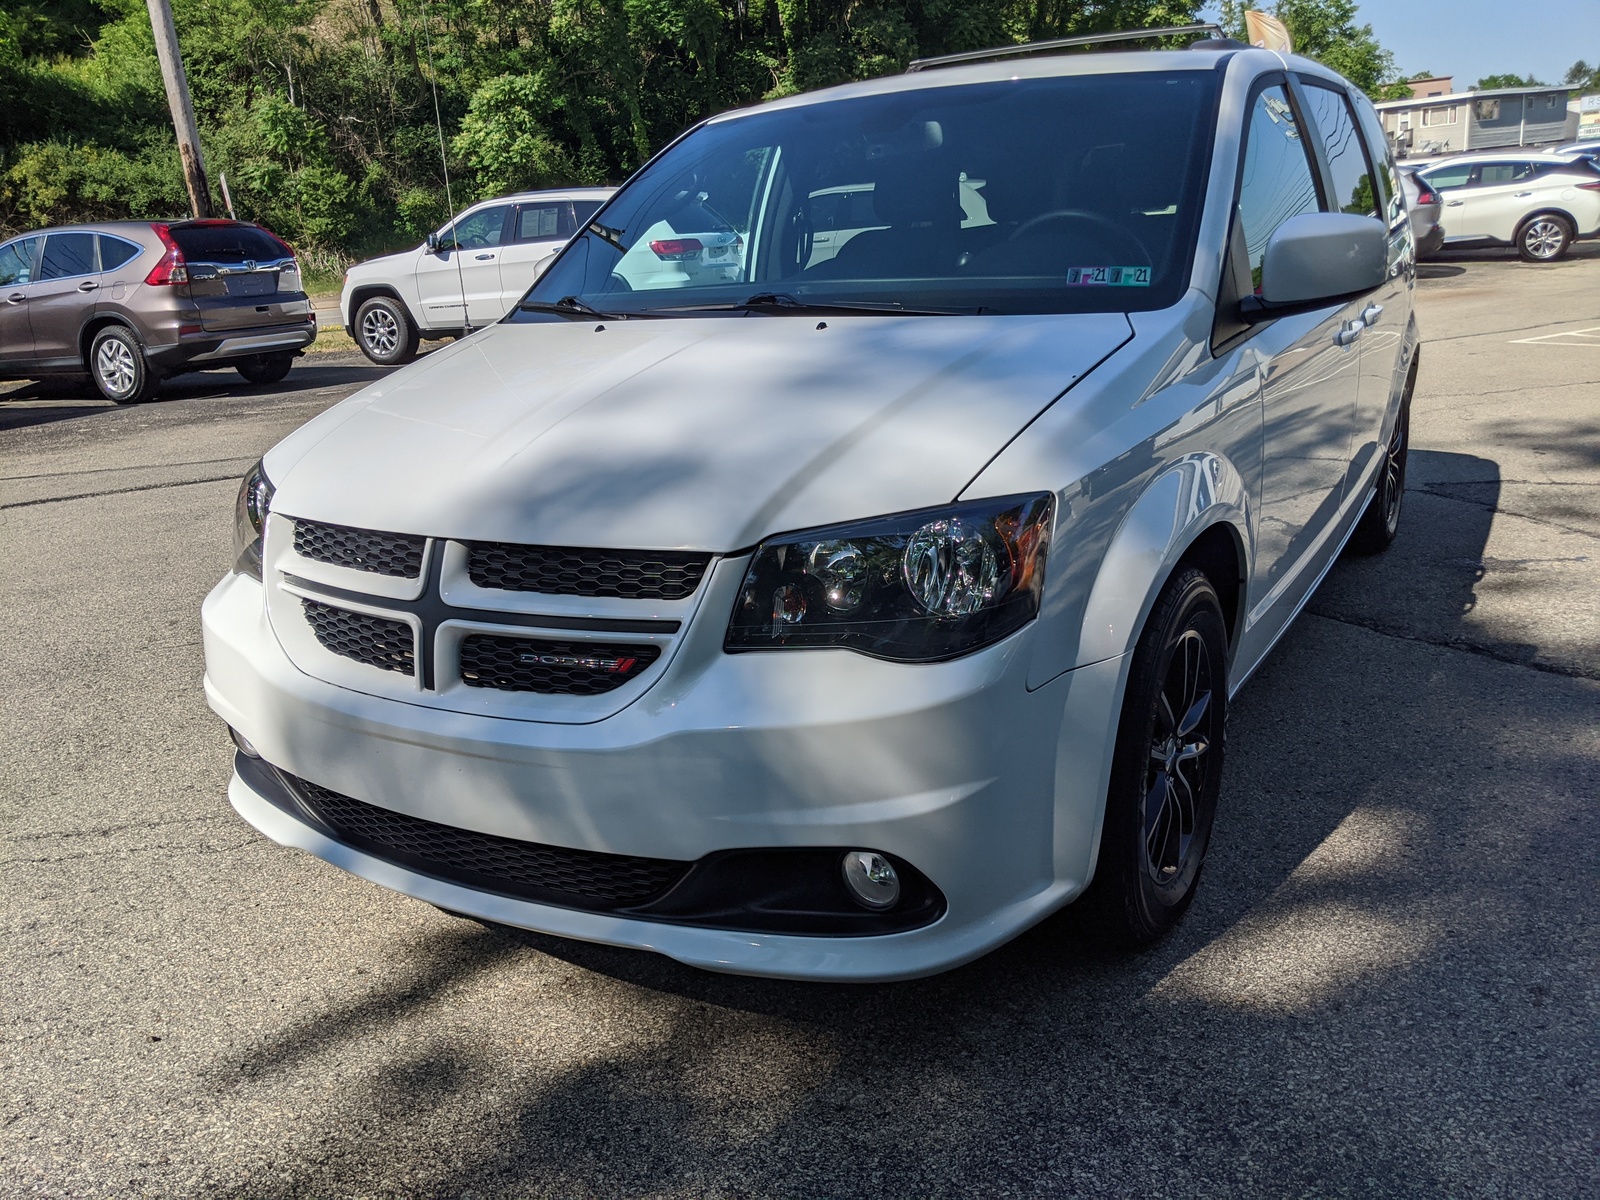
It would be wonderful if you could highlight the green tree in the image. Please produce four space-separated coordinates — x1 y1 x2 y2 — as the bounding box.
1562 60 1600 90
1220 0 1401 99
1474 73 1545 89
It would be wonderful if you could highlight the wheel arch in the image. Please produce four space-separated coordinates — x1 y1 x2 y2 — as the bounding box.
1068 451 1254 681
1515 207 1580 238
78 312 141 368
345 285 417 332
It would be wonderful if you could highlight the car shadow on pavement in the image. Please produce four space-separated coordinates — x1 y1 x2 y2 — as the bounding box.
0 359 392 432
194 449 1594 1196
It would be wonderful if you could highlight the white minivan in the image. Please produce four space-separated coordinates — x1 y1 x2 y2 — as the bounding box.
210 32 1420 981
341 188 614 363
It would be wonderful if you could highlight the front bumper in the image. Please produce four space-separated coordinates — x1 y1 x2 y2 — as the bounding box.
203 570 1126 981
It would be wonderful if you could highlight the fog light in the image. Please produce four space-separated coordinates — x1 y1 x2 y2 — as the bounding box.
841 851 900 910
229 726 260 759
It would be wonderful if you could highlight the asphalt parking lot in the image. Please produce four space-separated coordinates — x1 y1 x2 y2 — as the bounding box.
2 244 1597 1198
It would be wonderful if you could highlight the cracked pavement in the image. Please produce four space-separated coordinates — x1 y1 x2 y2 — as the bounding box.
2 247 1597 1198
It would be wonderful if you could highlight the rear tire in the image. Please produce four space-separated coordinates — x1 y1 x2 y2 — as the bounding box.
354 296 419 366
1082 568 1228 947
235 352 294 385
1516 214 1572 262
1349 395 1410 555
89 325 158 404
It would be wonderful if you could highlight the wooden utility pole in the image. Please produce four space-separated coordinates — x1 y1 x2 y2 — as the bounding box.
145 0 213 218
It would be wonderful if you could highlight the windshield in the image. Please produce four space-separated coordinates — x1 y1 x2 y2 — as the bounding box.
515 70 1219 319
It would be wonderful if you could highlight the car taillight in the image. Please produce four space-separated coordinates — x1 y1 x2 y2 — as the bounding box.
649 238 703 261
144 223 188 285
1416 188 1437 204
1577 180 1600 192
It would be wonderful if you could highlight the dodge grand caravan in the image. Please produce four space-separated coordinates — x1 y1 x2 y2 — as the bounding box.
204 31 1419 980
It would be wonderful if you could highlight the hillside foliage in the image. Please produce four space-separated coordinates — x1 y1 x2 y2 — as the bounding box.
2 0 1424 259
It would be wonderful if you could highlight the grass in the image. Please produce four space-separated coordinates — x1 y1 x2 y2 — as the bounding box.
307 326 357 354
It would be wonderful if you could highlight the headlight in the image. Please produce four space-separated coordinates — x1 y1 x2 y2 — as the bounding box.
232 460 275 579
724 494 1053 663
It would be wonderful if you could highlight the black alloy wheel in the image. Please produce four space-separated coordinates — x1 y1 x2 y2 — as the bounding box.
1350 397 1410 555
89 324 159 404
354 295 420 366
235 352 294 385
1083 567 1227 946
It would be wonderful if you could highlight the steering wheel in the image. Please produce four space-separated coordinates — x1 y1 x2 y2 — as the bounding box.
1007 209 1151 267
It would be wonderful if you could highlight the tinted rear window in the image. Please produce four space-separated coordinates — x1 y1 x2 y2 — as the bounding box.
170 224 288 263
40 232 98 279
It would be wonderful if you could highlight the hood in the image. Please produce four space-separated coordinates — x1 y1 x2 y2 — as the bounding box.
265 313 1132 551
347 246 421 277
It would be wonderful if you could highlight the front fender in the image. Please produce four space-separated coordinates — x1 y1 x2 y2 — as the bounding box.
1073 454 1251 671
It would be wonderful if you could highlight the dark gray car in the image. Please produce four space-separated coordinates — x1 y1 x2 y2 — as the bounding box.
0 219 316 403
1400 169 1445 257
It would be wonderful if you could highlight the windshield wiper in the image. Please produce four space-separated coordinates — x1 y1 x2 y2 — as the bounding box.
517 295 629 320
653 292 957 317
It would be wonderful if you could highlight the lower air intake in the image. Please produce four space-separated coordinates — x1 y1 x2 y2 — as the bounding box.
284 773 690 908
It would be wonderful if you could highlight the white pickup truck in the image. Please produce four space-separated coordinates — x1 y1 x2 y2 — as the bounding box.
340 188 614 364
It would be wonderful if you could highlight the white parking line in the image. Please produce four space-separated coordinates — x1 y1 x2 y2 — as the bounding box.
1510 325 1600 346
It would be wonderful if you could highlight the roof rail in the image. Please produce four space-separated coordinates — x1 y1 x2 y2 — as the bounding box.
905 23 1225 73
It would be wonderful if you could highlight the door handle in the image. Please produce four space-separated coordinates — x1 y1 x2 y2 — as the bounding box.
1361 303 1384 327
1334 321 1363 346
1446 200 1464 206
474 253 495 261
1513 191 1533 197
78 280 99 292
5 292 24 304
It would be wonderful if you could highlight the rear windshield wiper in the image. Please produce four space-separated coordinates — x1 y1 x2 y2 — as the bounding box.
653 292 957 317
517 295 632 320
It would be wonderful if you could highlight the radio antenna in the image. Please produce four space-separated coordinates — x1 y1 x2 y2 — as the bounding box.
418 0 471 333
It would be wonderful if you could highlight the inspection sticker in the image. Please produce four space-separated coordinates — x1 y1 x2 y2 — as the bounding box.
1067 266 1151 286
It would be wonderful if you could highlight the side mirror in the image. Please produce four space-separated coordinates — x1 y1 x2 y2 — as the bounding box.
1241 212 1387 323
425 232 443 254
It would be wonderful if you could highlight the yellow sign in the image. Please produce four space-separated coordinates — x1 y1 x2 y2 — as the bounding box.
1244 11 1293 53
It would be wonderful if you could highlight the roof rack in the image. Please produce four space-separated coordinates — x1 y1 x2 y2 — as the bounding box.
905 23 1225 73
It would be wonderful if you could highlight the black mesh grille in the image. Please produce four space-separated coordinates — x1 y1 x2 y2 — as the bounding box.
285 774 689 907
294 519 425 578
466 542 710 600
302 600 414 675
459 634 660 695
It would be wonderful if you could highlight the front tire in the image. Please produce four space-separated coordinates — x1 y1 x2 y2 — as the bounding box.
1517 214 1572 262
1083 568 1228 947
354 296 419 366
90 325 158 404
235 352 294 385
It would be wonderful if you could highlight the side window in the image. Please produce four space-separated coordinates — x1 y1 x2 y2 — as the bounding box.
443 206 510 250
98 236 141 272
39 232 98 280
514 204 564 242
1237 85 1322 288
0 237 39 286
570 200 604 230
1350 91 1404 226
1301 84 1379 218
1478 162 1536 185
1421 163 1473 190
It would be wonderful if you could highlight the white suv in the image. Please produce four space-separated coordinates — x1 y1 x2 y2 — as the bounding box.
207 33 1420 981
341 188 614 363
1415 152 1600 260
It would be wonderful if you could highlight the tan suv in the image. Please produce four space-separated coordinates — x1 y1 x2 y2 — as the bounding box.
0 219 316 403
